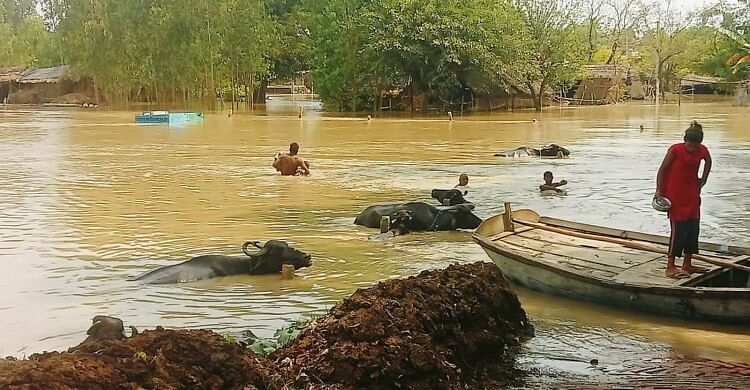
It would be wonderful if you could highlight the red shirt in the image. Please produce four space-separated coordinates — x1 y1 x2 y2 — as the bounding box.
663 143 709 221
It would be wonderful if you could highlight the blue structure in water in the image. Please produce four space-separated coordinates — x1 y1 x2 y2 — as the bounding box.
135 111 204 124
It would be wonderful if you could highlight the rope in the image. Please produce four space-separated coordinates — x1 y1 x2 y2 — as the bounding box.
427 210 444 231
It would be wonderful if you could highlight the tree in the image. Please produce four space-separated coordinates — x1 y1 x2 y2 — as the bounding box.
638 0 692 104
1 1 57 67
602 0 645 65
583 0 605 61
261 0 312 104
511 0 587 111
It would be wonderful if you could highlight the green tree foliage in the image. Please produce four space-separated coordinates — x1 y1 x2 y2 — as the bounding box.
511 0 587 110
4 0 749 109
1 2 56 67
307 0 524 112
40 0 278 106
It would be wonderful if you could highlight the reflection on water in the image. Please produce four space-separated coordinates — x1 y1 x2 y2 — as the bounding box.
1 99 749 361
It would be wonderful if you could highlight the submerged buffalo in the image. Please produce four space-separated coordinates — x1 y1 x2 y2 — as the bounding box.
431 189 469 206
355 202 482 232
494 144 570 158
131 240 312 284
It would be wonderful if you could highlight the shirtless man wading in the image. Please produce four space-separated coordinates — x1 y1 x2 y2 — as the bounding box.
273 142 310 176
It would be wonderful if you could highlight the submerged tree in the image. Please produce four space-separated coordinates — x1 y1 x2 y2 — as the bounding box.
511 0 587 111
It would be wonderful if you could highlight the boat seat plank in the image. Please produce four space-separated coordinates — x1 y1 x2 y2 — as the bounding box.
488 226 534 241
495 240 618 279
515 229 664 260
502 234 633 270
681 255 750 286
539 216 748 257
614 256 722 286
516 224 729 259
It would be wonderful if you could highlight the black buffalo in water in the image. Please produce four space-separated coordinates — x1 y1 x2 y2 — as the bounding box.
431 189 469 206
494 144 570 158
131 240 312 284
354 202 482 232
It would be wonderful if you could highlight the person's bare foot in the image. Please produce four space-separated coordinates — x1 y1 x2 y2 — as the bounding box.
666 267 689 279
683 265 708 274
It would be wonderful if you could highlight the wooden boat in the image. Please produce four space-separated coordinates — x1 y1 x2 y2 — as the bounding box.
135 111 204 124
473 205 750 324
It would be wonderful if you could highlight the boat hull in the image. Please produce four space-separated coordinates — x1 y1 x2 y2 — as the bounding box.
477 241 750 324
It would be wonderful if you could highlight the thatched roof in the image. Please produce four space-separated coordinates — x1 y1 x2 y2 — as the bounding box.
0 66 28 83
680 73 726 87
583 65 635 78
18 66 70 84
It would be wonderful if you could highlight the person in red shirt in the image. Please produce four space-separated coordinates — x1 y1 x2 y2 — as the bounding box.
655 122 712 279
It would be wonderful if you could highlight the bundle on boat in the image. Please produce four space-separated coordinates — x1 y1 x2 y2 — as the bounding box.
0 262 533 389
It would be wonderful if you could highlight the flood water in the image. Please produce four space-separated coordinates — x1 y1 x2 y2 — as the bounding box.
1 98 749 365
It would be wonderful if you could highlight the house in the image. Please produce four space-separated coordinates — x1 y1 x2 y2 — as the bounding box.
10 65 94 104
572 65 645 104
680 74 727 94
0 66 27 103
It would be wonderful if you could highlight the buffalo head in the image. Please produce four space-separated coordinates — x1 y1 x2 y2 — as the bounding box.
541 144 570 157
431 189 467 206
444 204 482 229
243 240 312 273
389 209 412 234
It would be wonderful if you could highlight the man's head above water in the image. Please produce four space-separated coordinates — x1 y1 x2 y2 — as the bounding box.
543 171 554 185
289 142 300 155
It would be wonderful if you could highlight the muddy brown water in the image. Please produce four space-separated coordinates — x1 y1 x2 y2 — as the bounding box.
1 98 749 370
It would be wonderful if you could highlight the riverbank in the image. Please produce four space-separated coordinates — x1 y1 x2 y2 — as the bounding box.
0 262 534 389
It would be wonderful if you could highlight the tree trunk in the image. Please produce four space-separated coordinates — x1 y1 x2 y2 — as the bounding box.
655 56 662 106
606 42 619 65
410 82 414 113
254 79 267 104
527 81 542 112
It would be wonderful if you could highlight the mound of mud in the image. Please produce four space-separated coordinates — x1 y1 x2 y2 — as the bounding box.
274 262 533 389
0 262 532 389
0 329 278 390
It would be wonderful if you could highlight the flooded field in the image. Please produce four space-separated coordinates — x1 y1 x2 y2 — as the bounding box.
1 98 749 370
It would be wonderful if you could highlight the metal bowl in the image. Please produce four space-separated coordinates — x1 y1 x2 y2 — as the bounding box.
652 196 672 212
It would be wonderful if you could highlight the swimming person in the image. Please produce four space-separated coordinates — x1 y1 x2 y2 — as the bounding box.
539 171 567 193
273 142 310 176
655 121 712 279
455 173 469 195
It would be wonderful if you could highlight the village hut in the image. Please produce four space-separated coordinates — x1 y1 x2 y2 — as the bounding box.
267 71 312 95
0 66 27 103
572 65 645 105
679 73 727 95
10 65 95 104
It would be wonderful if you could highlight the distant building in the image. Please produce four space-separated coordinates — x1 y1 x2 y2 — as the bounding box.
267 71 312 95
0 66 27 103
679 74 726 94
9 65 95 104
572 65 644 104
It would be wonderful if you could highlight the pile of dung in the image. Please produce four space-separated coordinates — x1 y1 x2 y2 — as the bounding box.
0 329 278 390
273 262 533 389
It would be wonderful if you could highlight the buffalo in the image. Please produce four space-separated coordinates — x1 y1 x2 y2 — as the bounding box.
355 202 482 232
494 144 570 158
131 240 312 284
